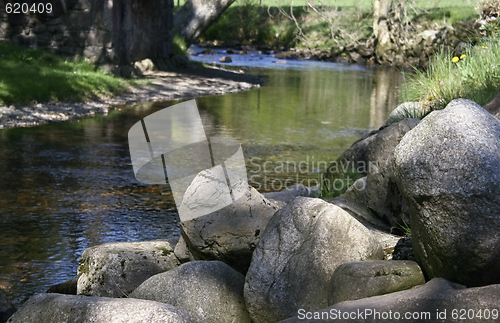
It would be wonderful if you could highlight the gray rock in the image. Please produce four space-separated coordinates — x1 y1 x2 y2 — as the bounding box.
244 197 384 323
327 196 390 232
328 260 425 305
345 118 420 231
385 102 426 126
130 260 250 323
394 99 500 287
46 278 77 295
324 131 378 180
392 237 415 261
180 184 280 273
280 278 500 323
327 196 400 259
263 184 318 203
133 58 156 73
173 236 192 264
0 292 15 323
6 293 191 323
220 56 232 63
77 240 180 297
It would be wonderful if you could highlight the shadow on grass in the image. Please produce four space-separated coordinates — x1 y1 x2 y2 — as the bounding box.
0 43 126 106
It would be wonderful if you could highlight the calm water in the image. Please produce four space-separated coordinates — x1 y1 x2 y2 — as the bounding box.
0 57 403 306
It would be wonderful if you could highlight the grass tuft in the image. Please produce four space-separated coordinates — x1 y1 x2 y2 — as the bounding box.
401 35 500 112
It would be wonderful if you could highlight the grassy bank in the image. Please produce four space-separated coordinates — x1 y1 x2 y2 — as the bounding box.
199 0 477 51
402 32 500 110
0 42 129 106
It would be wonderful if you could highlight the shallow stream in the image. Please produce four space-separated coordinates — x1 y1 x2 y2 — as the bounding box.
0 49 403 306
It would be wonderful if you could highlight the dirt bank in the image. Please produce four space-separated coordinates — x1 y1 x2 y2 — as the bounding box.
0 66 262 129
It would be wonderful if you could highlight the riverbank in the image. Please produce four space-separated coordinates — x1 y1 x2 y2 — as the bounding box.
0 66 262 129
198 1 480 69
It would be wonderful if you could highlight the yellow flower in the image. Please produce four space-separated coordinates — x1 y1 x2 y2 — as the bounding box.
428 96 434 101
460 54 467 59
482 46 488 49
452 56 459 63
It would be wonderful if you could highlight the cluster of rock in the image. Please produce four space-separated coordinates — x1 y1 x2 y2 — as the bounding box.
6 98 500 322
0 0 174 73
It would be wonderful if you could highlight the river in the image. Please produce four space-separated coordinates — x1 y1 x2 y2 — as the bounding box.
0 50 403 306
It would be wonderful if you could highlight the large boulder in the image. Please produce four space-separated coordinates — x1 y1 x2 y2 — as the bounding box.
244 197 384 323
77 240 180 297
328 260 425 304
280 278 500 323
180 183 280 273
344 118 420 230
6 293 191 323
394 99 500 287
130 260 250 323
0 292 15 323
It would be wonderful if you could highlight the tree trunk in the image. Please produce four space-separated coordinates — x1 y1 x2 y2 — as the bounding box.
373 0 409 63
174 0 237 45
373 0 390 47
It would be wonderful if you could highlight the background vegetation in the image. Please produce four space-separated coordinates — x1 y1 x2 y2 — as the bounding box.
198 0 477 51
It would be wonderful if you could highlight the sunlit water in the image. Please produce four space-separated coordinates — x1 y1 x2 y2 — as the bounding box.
0 51 403 306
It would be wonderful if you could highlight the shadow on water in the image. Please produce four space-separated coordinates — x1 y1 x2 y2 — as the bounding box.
0 62 402 306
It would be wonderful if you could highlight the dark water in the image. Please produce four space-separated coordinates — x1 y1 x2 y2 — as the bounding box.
0 57 403 306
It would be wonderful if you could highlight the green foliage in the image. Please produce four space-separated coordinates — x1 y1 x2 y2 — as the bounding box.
202 4 299 48
173 32 188 55
479 18 500 37
0 42 128 106
200 0 476 52
398 219 411 237
402 36 500 112
412 7 478 26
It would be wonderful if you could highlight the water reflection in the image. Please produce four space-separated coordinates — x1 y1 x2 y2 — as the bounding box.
0 64 402 306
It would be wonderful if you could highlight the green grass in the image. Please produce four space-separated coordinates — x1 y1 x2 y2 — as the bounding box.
0 42 129 106
401 35 500 111
316 168 364 199
173 32 189 55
